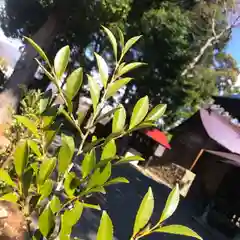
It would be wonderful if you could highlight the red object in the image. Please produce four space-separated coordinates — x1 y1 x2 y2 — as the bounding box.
145 129 171 149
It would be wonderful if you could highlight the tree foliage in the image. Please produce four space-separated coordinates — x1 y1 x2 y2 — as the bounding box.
0 0 239 125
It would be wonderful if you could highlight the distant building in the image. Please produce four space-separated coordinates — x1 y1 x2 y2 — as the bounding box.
156 96 240 238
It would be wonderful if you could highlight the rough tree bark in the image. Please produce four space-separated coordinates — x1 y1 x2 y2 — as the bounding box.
0 12 60 125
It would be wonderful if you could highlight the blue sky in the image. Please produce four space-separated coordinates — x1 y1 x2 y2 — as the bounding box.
226 27 240 65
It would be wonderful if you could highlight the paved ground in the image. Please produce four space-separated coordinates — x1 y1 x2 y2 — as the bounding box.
72 165 228 240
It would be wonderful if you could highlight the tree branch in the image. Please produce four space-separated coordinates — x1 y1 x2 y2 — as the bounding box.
181 15 240 77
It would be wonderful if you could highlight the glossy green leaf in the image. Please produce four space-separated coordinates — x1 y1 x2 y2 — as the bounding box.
50 196 61 214
82 150 96 178
117 62 146 77
122 36 142 58
88 75 100 113
97 211 113 240
133 187 154 236
104 177 129 186
28 140 42 157
128 122 156 133
44 124 61 151
82 203 101 211
62 201 83 228
129 96 149 129
37 158 56 185
95 53 109 89
155 225 202 240
160 184 180 223
102 26 118 60
117 27 124 48
25 37 50 66
96 107 119 124
39 96 49 114
98 163 112 186
54 45 70 79
0 192 19 203
64 172 80 197
0 169 16 187
14 140 29 177
101 140 116 160
41 105 58 128
83 138 104 153
87 186 106 195
88 163 111 189
22 168 33 197
39 207 54 237
65 67 83 100
16 116 40 138
39 179 53 202
112 104 126 133
116 156 145 165
58 134 75 174
77 111 86 127
145 104 167 121
106 78 132 99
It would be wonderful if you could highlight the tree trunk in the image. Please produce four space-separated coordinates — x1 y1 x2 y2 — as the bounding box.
0 12 60 124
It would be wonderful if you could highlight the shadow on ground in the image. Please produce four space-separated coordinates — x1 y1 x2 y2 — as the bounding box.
73 165 226 240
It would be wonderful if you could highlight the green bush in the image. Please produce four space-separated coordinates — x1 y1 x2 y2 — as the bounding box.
0 27 201 240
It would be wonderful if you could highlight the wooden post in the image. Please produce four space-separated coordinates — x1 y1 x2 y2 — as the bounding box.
190 149 204 171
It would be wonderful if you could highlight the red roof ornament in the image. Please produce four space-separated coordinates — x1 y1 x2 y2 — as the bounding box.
145 129 171 149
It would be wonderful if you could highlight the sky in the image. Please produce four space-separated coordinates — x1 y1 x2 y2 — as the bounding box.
226 27 240 66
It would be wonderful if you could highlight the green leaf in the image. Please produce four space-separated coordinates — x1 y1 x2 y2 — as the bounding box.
58 134 75 174
88 75 100 113
64 172 80 197
14 140 29 177
54 45 70 79
37 158 56 185
106 78 132 99
22 168 33 197
88 163 111 189
39 179 53 202
160 184 180 223
97 211 113 240
28 140 42 157
133 187 154 236
41 105 58 128
39 206 54 237
95 53 109 88
0 192 19 203
50 196 61 213
116 156 145 165
104 177 129 186
25 37 50 66
129 96 149 129
16 116 40 138
98 163 112 186
83 138 104 153
117 62 146 77
155 225 202 240
122 36 142 58
112 104 126 133
65 67 83 100
101 140 116 161
102 26 118 60
62 201 83 228
82 203 101 211
128 122 156 133
145 104 167 121
44 123 61 151
39 95 50 114
82 150 96 178
96 107 119 124
0 169 16 187
117 27 124 48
